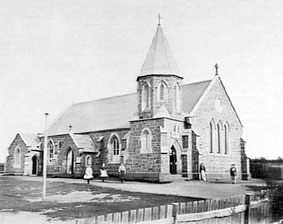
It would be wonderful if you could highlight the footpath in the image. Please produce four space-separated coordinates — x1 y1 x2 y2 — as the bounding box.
19 176 266 199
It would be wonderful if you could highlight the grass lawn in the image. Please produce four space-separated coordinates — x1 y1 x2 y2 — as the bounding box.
0 176 202 221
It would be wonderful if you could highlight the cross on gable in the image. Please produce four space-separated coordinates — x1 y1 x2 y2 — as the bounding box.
215 63 219 75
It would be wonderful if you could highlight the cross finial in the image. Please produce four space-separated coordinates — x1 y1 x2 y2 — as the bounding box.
69 124 72 132
215 63 219 75
158 14 161 25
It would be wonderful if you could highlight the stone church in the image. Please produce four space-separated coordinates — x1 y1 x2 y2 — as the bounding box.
5 23 250 182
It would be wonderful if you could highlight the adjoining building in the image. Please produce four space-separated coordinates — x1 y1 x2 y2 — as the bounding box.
5 23 250 182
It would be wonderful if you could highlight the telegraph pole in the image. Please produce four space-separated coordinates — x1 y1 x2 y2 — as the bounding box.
42 112 48 200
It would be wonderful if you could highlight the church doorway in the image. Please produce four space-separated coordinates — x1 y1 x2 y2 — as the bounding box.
32 155 38 175
66 149 74 174
169 146 177 174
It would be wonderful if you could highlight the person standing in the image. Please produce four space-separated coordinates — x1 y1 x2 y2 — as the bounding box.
100 163 108 182
118 163 126 183
200 162 207 181
84 165 93 184
230 164 237 184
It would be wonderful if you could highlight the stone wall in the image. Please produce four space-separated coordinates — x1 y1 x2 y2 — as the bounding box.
127 118 163 181
6 134 29 175
189 77 243 180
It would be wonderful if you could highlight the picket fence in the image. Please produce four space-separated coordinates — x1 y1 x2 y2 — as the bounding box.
76 190 280 224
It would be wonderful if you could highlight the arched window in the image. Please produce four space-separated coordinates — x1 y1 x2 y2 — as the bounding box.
57 141 62 150
48 140 54 162
141 82 150 111
108 134 120 163
85 155 92 166
217 122 222 154
160 83 164 100
209 121 214 153
141 128 152 153
158 81 168 102
14 148 21 167
174 83 181 112
224 123 230 154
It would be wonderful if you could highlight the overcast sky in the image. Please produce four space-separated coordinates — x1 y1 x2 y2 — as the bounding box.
0 0 282 162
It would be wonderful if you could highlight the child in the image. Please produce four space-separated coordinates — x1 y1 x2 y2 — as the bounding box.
230 164 237 184
100 163 108 182
84 165 93 184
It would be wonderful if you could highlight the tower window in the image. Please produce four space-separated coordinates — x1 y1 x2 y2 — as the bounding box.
160 84 164 100
141 83 150 111
182 135 188 148
141 128 152 153
174 83 181 111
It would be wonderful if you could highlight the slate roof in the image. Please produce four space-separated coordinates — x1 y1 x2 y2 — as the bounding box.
182 80 212 114
71 134 96 153
47 80 212 136
20 133 40 149
48 93 138 136
139 25 180 77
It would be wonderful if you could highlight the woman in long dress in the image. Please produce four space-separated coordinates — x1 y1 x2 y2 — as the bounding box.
118 163 126 183
84 165 93 184
200 163 207 181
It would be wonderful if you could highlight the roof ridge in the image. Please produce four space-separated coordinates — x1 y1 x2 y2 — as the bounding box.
74 92 136 106
183 79 212 86
74 79 212 106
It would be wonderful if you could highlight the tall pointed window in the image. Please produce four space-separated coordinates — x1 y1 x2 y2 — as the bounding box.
174 83 181 111
48 140 54 162
209 121 214 153
85 155 92 166
160 83 164 100
141 128 152 153
209 120 215 153
224 123 229 154
108 134 120 163
14 148 21 168
158 81 168 102
217 122 222 153
141 83 150 111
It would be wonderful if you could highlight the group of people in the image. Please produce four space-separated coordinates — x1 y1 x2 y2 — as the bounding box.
200 162 237 184
84 162 238 184
83 163 126 184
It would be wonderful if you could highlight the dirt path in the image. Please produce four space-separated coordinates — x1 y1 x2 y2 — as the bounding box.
17 176 266 199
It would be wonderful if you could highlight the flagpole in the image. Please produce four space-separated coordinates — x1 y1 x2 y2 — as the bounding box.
43 112 48 200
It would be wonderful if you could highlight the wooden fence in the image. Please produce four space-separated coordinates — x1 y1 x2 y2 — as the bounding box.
76 189 282 224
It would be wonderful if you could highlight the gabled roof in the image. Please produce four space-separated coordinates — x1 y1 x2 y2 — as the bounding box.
47 80 212 136
139 25 180 77
48 93 138 136
189 75 243 127
70 133 96 153
19 133 40 149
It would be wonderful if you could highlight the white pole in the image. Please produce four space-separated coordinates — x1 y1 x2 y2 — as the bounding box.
43 113 48 200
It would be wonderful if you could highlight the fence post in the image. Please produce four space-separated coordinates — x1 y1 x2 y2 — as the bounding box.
172 203 179 224
244 193 251 224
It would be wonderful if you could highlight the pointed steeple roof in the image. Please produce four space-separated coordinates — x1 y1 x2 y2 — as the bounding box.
138 24 181 77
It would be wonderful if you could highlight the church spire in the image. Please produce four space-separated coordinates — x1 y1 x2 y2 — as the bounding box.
138 20 180 78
